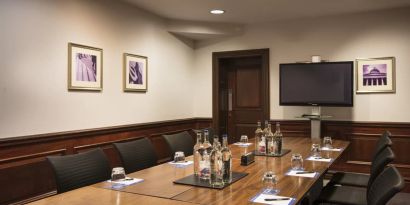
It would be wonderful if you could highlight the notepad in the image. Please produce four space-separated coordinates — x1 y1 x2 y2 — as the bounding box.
250 192 295 205
168 160 193 166
108 178 144 189
286 170 318 178
321 147 343 152
233 142 252 147
306 156 333 162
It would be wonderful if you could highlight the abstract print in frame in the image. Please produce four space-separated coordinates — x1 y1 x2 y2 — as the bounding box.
68 43 103 91
356 57 395 94
123 53 148 92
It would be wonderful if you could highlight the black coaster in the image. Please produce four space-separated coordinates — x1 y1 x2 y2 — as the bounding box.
253 149 291 157
173 172 248 190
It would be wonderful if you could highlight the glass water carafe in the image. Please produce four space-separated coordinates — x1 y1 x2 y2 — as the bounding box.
193 132 203 176
255 121 265 154
265 123 274 155
202 130 212 154
273 122 283 155
210 137 224 187
221 135 232 183
199 148 210 180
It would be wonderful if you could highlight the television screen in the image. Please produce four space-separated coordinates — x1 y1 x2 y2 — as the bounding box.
280 62 353 107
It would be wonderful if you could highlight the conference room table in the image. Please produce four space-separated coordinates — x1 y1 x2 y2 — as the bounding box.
30 137 349 205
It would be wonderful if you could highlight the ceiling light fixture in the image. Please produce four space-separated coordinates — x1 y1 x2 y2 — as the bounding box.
210 9 225 15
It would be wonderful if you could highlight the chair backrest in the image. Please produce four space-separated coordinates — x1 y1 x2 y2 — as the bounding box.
162 131 194 159
368 146 395 187
373 131 393 158
113 138 157 174
47 149 111 193
367 166 405 205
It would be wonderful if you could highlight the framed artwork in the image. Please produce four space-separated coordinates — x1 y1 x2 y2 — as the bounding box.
68 43 103 91
356 57 395 94
123 53 148 92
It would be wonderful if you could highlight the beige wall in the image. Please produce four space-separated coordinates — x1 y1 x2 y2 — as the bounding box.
193 7 410 122
1 1 409 139
0 0 195 138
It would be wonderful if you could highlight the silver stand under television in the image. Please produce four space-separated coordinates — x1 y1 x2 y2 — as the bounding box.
299 106 331 142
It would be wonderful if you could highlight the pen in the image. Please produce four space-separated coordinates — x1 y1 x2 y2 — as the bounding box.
295 171 315 174
264 197 290 201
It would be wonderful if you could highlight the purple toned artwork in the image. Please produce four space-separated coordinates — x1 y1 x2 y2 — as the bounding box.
129 61 143 84
362 64 387 86
76 53 97 82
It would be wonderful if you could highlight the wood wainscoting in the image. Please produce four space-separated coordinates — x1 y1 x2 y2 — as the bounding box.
1 118 409 204
0 118 212 205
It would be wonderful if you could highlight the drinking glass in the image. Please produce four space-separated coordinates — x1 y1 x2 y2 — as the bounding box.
262 171 278 193
323 136 333 149
111 167 126 181
311 144 321 157
240 135 248 144
174 164 187 179
291 153 304 170
174 151 185 162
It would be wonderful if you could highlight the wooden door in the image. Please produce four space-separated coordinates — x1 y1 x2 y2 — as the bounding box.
213 49 270 144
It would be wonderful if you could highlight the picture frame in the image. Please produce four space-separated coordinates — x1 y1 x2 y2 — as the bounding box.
356 57 395 94
68 43 103 91
123 53 148 92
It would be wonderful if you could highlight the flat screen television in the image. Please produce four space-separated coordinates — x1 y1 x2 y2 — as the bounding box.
280 61 353 107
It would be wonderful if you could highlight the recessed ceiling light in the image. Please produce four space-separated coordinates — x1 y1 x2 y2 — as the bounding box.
210 9 225 15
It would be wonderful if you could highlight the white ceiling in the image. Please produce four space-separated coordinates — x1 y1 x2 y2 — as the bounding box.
123 0 410 24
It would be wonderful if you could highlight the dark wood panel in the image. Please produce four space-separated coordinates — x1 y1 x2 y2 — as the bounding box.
348 134 379 162
0 161 55 204
0 149 67 169
233 109 263 124
236 66 261 107
0 118 211 204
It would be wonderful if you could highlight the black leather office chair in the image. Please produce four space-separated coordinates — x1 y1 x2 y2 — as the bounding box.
316 166 404 205
328 131 393 187
372 131 393 157
328 146 395 188
113 137 157 174
162 131 194 159
47 149 111 193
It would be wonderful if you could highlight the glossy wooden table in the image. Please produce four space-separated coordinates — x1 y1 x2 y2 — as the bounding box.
96 137 349 205
98 160 195 198
29 186 196 205
31 137 348 205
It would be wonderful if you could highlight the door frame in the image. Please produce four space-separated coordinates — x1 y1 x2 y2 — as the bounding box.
212 48 270 135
